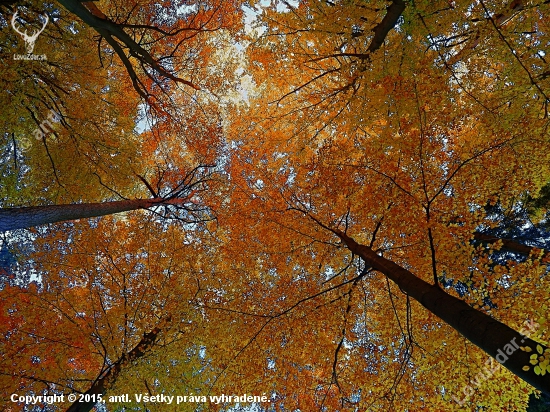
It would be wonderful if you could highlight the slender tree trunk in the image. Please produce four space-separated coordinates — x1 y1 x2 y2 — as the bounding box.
474 232 550 261
66 316 171 412
332 228 550 395
0 198 159 231
57 0 199 92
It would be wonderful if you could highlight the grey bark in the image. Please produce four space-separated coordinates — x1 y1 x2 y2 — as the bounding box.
333 228 550 396
0 198 157 231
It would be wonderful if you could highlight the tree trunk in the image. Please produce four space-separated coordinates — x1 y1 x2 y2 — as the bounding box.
66 316 170 412
473 232 550 262
0 198 159 232
57 0 198 94
333 228 550 395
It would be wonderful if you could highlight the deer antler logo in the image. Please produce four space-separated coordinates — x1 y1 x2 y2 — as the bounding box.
11 11 49 54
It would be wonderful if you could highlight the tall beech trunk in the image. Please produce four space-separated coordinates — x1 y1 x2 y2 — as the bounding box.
332 228 550 395
473 232 550 262
0 198 163 231
66 316 171 412
57 0 199 92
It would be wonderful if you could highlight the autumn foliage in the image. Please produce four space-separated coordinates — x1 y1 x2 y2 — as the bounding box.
1 0 550 411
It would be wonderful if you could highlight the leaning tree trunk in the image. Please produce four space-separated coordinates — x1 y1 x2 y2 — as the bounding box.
332 228 550 396
473 232 550 262
0 198 162 231
66 316 171 412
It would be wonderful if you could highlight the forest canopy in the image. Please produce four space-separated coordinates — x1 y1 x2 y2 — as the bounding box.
1 0 550 411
